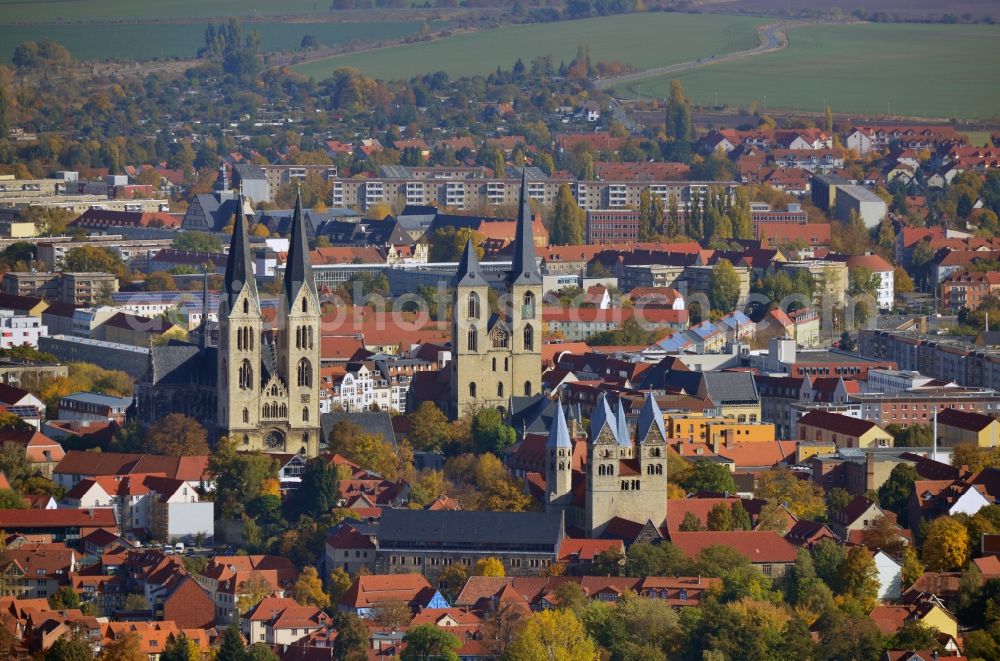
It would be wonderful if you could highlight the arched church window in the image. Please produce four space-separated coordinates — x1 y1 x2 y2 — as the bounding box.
468 292 480 319
469 382 477 398
303 407 309 423
498 383 504 398
467 326 478 353
243 298 249 314
492 357 497 372
242 408 249 423
524 381 531 396
238 360 253 390
522 291 536 319
302 298 308 313
297 359 312 387
523 324 534 352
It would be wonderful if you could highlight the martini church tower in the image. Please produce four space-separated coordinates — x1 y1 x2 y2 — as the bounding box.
216 191 321 456
450 172 542 419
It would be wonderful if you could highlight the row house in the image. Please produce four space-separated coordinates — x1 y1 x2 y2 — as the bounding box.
769 149 845 173
329 357 438 414
243 596 329 646
193 555 299 625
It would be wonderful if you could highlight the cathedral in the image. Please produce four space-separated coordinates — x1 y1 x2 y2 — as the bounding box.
449 171 542 419
545 392 669 538
139 191 321 456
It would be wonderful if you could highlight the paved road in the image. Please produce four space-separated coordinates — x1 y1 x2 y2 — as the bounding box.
594 21 798 96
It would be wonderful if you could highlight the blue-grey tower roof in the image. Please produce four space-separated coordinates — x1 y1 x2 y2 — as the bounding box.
284 189 316 309
546 403 572 450
615 397 631 447
508 169 542 287
222 194 256 310
636 393 667 443
590 393 620 445
453 238 486 288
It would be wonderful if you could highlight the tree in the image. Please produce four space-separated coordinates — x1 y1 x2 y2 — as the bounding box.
638 188 664 241
679 511 704 532
825 487 853 520
145 271 177 292
327 567 353 604
122 594 149 611
172 231 222 253
211 437 279 519
680 461 737 494
371 601 413 628
922 516 969 571
327 420 405 480
755 468 826 519
408 402 451 452
401 624 462 661
245 645 279 661
894 267 914 296
707 502 734 531
428 226 485 263
216 626 246 661
285 457 338 519
813 608 884 661
590 548 625 576
694 545 750 578
901 546 924 589
236 575 274 614
292 566 329 608
45 638 94 661
160 635 201 661
548 183 584 245
507 608 599 661
330 611 369 661
475 557 505 577
824 105 834 134
837 546 879 607
23 207 75 237
860 515 906 557
99 633 143 661
731 501 752 531
708 259 741 315
664 79 692 162
437 563 468 603
0 489 26 509
0 441 33 489
471 408 516 456
624 542 691 577
877 462 917 526
48 586 81 610
812 539 847 587
63 246 127 278
146 414 208 456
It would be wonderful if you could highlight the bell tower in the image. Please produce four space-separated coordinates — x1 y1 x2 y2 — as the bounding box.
507 169 542 401
217 196 262 445
276 190 321 456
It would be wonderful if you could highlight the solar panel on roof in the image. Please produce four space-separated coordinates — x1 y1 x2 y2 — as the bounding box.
6 405 40 417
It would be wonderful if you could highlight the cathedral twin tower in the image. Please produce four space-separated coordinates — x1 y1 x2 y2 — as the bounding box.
217 192 321 456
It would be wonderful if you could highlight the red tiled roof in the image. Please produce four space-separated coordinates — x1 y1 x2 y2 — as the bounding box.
668 531 798 564
557 539 623 563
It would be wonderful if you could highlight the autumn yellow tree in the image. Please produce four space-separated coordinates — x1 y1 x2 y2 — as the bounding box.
901 546 924 589
754 468 825 519
473 454 533 512
293 566 329 608
922 516 970 571
327 568 353 604
474 557 505 577
506 608 599 661
236 576 274 614
146 413 209 456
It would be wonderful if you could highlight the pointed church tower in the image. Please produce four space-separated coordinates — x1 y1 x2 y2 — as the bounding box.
450 238 490 419
507 169 542 401
545 403 573 516
217 195 262 445
277 190 321 456
585 393 622 537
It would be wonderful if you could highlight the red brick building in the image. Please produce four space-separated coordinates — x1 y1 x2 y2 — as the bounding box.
940 269 1000 311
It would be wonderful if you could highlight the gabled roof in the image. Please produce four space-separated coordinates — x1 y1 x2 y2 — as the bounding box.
590 394 620 445
669 531 798 563
797 410 883 437
936 407 998 432
339 573 436 608
283 190 317 310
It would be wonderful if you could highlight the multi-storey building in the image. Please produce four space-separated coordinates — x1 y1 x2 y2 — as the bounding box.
0 310 46 348
328 172 736 212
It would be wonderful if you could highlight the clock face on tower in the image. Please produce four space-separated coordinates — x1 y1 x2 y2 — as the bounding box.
264 431 284 450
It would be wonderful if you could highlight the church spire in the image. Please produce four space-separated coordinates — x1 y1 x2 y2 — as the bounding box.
223 192 256 310
453 238 485 288
284 188 316 309
509 168 542 286
199 270 210 349
546 403 572 450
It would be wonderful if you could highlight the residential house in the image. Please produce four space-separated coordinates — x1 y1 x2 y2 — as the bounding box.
338 574 448 618
936 407 1000 447
796 410 893 449
242 596 328 646
668 531 798 577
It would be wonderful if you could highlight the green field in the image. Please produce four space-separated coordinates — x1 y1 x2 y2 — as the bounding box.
292 13 765 81
0 0 338 23
0 21 428 63
623 22 1000 120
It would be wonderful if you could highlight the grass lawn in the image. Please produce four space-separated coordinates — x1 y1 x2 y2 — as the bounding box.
622 22 1000 120
0 21 427 63
0 0 339 23
961 130 994 147
292 13 765 81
